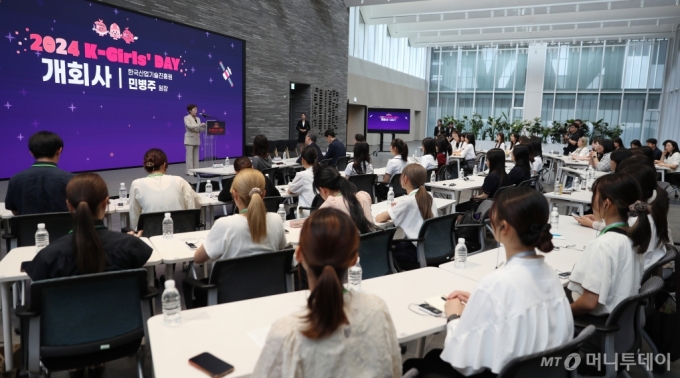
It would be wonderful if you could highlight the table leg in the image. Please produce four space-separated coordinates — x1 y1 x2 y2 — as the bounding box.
662 170 665 182
165 263 175 281
146 267 156 314
456 160 461 175
195 174 203 192
415 336 426 358
1 282 13 371
209 206 214 229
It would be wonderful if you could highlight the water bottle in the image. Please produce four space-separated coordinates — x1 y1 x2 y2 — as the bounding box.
454 238 467 269
161 280 181 326
277 204 286 223
297 206 304 219
387 187 395 203
35 223 49 252
459 168 465 179
118 182 127 205
550 205 560 230
162 213 173 239
573 177 580 192
348 257 362 291
586 167 594 190
205 180 213 198
473 165 478 176
430 171 436 183
225 157 230 167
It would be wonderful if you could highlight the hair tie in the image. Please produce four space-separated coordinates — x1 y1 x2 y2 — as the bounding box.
145 161 155 167
249 188 262 196
628 200 651 216
530 223 551 234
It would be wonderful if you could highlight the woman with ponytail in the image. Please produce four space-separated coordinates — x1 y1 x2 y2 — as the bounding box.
194 169 286 263
403 188 573 377
375 164 437 269
314 166 376 234
287 146 318 215
253 208 401 377
26 173 152 281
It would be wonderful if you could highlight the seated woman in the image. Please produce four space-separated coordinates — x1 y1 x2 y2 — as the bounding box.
376 139 408 201
588 138 615 172
128 148 202 231
419 137 438 170
613 137 625 150
506 145 532 186
451 130 464 151
288 147 317 214
608 149 633 172
655 139 680 173
344 142 373 176
375 164 438 269
493 132 506 151
314 166 376 234
251 134 273 171
630 139 642 148
26 173 153 281
252 209 401 377
217 157 280 204
403 188 573 377
194 169 286 263
530 138 544 175
570 137 590 160
436 137 453 168
456 149 507 212
507 132 520 152
453 133 476 172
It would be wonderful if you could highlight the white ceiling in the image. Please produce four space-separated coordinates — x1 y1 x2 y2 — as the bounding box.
348 0 680 47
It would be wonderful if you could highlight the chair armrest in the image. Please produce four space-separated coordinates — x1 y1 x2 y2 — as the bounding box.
298 207 318 211
15 305 38 318
455 224 485 229
182 277 217 291
392 238 425 244
143 286 159 300
574 320 620 333
1 234 15 240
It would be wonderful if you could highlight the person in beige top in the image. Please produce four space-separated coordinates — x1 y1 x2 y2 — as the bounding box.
128 148 202 230
252 208 402 377
313 166 376 234
184 104 205 175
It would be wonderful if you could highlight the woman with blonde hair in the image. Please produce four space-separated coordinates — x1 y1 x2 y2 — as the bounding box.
194 168 286 263
570 137 590 160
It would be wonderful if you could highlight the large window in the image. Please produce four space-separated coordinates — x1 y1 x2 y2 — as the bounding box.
348 8 426 79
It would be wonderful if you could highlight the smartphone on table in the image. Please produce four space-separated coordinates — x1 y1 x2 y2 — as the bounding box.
189 352 234 377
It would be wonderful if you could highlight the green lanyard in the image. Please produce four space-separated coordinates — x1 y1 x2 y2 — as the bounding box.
335 193 342 197
147 173 164 177
68 225 108 234
239 208 248 214
409 189 418 196
598 222 627 237
32 164 56 168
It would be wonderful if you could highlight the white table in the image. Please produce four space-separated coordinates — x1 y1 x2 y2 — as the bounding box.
425 175 486 210
189 166 236 192
0 238 161 372
544 190 593 216
147 267 478 378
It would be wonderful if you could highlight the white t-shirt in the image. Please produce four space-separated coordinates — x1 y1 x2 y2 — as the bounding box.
441 257 574 375
493 142 506 151
664 152 680 172
385 156 408 178
387 190 438 245
344 161 374 176
573 147 590 157
629 215 667 270
203 213 287 261
460 144 476 161
419 154 438 170
128 175 202 230
287 167 315 208
568 230 644 316
531 156 543 175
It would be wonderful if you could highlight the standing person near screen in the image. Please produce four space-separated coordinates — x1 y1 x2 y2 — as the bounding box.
296 113 309 155
184 104 205 176
5 131 74 215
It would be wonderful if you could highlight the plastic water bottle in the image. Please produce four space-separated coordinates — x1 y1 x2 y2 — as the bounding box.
550 205 560 230
162 213 173 239
473 165 478 176
277 204 286 223
35 223 49 252
459 168 465 179
161 280 181 326
387 187 395 203
348 257 362 291
118 183 127 205
454 239 467 269
430 171 436 183
225 157 230 167
573 177 581 192
205 180 213 198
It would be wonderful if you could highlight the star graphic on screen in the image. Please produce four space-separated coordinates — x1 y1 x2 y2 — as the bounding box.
208 53 212 59
163 51 168 57
31 120 39 128
17 134 24 141
35 51 41 57
20 89 27 96
231 43 234 48
100 105 103 108
153 116 155 119
51 27 53 31
205 32 209 37
53 19 56 23
224 111 227 115
208 77 213 83
191 67 195 73
3 102 11 109
113 9 119 15
177 93 182 100
5 33 15 43
68 103 76 112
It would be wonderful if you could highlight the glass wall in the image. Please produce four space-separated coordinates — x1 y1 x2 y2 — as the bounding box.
349 8 427 79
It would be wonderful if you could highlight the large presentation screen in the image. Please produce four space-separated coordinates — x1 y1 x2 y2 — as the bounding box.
0 0 245 179
366 108 411 134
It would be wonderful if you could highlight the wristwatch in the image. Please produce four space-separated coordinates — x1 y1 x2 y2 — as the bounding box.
447 314 460 323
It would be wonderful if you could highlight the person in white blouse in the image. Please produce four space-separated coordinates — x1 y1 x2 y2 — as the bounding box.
375 139 409 201
507 132 520 153
530 138 543 175
252 208 402 377
570 137 590 160
452 133 476 171
493 132 506 151
403 188 573 376
344 142 373 176
128 148 202 231
193 168 287 263
419 137 438 170
288 146 317 214
451 131 464 151
655 139 680 173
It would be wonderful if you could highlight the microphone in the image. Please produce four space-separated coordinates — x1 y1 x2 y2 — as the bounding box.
200 113 212 118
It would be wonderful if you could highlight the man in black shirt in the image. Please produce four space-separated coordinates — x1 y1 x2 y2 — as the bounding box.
217 157 280 203
562 123 582 156
5 131 74 215
646 138 663 161
296 132 323 165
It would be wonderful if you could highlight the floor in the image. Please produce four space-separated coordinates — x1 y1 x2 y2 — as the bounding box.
1 141 679 376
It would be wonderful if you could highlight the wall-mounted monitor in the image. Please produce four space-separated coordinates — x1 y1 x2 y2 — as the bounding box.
366 108 411 134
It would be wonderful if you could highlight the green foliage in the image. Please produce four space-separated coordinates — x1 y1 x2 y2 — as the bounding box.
524 117 543 139
467 113 486 140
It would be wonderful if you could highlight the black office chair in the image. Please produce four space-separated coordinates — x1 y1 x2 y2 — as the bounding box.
455 199 494 254
299 194 324 214
260 167 278 184
518 178 538 188
336 156 351 172
426 168 438 183
497 325 597 378
2 212 73 251
358 228 398 279
319 158 331 168
287 140 299 157
390 174 407 197
267 140 277 158
395 213 459 270
137 209 203 237
348 174 377 203
263 196 284 213
182 249 294 308
16 269 157 378
666 172 680 198
275 140 288 158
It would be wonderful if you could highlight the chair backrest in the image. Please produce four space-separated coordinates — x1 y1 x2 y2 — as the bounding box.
495 185 515 197
359 228 397 279
138 209 202 237
287 140 299 156
475 152 486 171
418 213 458 266
498 325 597 378
194 179 220 193
267 141 277 157
260 167 278 182
29 269 148 348
208 249 294 304
10 212 73 247
390 174 407 197
518 178 537 188
275 140 288 156
336 156 351 172
319 158 331 167
476 199 494 221
263 196 284 213
426 169 438 182
348 174 377 202
641 245 677 283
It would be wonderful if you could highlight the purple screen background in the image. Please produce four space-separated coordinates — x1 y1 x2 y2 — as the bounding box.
0 0 244 179
366 108 410 134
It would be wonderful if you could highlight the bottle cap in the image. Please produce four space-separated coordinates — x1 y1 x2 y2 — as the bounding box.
164 280 175 289
164 212 171 217
121 182 125 185
37 223 45 229
458 238 465 243
279 204 284 208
